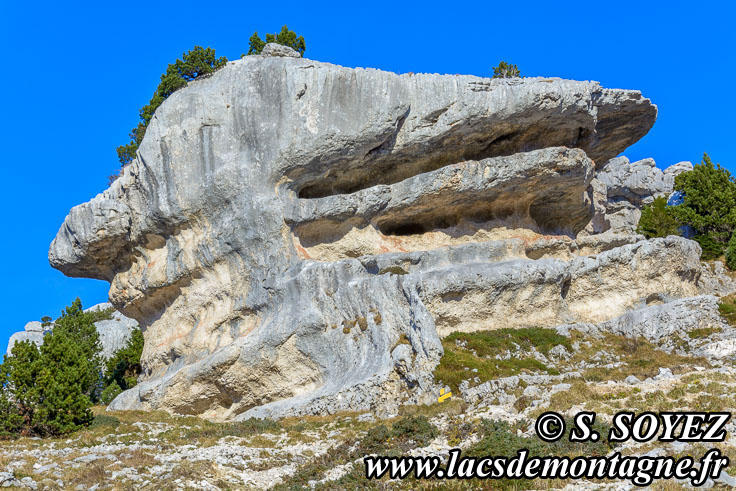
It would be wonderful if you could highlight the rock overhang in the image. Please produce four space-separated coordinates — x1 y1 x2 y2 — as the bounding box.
49 56 656 280
47 54 672 419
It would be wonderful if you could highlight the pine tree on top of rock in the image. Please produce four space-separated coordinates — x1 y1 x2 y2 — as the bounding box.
114 46 228 172
246 25 306 56
492 61 521 78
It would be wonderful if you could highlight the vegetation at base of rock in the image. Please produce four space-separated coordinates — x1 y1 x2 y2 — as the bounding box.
164 417 282 442
463 418 616 489
719 294 736 326
5 361 735 490
637 196 681 238
492 60 521 78
88 414 120 430
103 328 143 392
273 415 438 490
434 328 569 393
53 298 109 401
100 381 122 405
726 232 736 270
695 233 726 261
0 298 146 437
0 331 94 437
579 333 708 383
687 327 722 339
246 25 306 56
113 46 228 178
446 328 571 357
637 153 736 265
361 415 438 454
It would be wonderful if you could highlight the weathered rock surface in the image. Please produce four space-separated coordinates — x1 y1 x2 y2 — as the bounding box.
6 329 44 356
5 303 138 359
50 54 717 420
261 43 301 58
582 157 693 234
91 304 140 359
556 295 733 356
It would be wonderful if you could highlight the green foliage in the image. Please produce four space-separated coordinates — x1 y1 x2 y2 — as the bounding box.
101 381 122 405
0 331 94 437
469 418 615 458
463 418 615 488
670 153 736 260
53 298 109 401
719 294 736 326
115 46 228 171
247 32 266 56
435 328 568 394
33 331 95 435
246 25 306 56
445 327 571 357
358 416 439 456
0 299 126 436
492 61 521 78
88 414 120 430
387 415 437 446
726 232 736 270
637 196 681 238
103 328 144 393
694 233 725 260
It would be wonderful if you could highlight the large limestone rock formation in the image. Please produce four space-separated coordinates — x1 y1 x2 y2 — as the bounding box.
50 52 713 420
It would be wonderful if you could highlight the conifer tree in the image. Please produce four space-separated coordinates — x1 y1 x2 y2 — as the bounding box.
115 46 228 169
671 153 736 260
247 25 306 56
492 61 521 78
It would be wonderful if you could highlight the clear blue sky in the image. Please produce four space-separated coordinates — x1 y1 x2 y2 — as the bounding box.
0 0 734 351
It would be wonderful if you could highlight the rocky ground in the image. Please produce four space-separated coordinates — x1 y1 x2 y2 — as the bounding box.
3 293 736 489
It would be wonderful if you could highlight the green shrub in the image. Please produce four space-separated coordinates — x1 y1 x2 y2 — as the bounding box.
114 46 228 172
104 328 143 392
358 424 392 454
726 233 736 269
389 415 437 446
0 299 117 437
53 298 109 401
719 295 736 326
492 61 521 78
101 381 122 405
694 233 725 260
464 418 615 489
246 25 306 56
0 332 94 437
669 154 736 263
434 328 569 394
637 196 681 238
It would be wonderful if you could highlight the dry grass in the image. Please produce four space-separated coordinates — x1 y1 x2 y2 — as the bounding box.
61 460 109 488
117 448 159 470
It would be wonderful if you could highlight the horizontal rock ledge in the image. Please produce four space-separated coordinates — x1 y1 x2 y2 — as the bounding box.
287 147 595 247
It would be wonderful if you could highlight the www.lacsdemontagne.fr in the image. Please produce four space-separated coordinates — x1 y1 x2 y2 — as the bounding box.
364 448 729 486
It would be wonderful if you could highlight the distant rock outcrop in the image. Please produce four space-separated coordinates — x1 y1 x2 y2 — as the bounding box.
5 303 138 359
6 322 45 355
582 157 693 235
48 54 727 420
261 42 301 58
